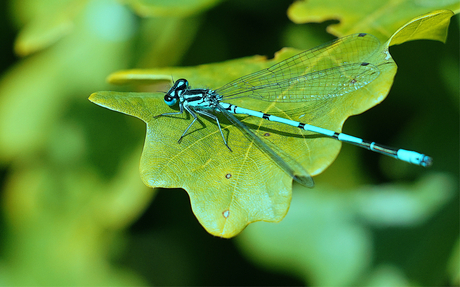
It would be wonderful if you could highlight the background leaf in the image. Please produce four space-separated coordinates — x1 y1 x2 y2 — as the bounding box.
288 0 460 40
10 0 83 55
236 173 456 286
125 0 222 18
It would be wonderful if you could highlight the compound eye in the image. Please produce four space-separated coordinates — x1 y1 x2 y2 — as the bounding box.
164 94 177 106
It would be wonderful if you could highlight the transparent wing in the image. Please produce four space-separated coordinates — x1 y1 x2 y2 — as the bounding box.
215 33 381 102
216 105 314 187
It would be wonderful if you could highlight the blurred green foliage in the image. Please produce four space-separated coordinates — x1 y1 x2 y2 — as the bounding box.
0 0 458 285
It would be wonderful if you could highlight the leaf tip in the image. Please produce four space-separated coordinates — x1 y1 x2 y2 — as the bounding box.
88 92 97 103
388 9 455 47
88 92 105 105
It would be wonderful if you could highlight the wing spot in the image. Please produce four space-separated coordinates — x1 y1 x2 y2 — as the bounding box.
222 210 230 218
225 173 232 179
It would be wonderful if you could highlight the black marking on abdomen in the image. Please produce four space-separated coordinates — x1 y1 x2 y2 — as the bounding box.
262 114 270 120
298 123 305 129
368 142 399 156
225 104 237 113
360 140 372 150
332 132 340 139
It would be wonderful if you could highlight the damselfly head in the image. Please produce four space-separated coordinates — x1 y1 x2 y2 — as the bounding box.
164 78 190 106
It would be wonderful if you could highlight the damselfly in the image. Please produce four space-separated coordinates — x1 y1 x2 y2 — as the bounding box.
155 33 432 187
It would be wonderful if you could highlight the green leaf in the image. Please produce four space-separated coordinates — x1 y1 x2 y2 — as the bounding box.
12 0 84 56
447 238 460 285
1 150 152 285
133 17 202 68
388 10 455 46
125 0 222 17
91 41 395 237
12 0 140 56
0 0 138 163
287 0 459 40
89 11 452 238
